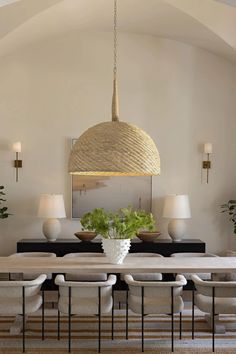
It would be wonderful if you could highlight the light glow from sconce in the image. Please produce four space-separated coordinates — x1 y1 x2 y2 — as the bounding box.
204 143 213 154
13 141 22 153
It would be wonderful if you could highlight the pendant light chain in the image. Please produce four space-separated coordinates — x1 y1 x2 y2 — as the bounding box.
113 0 117 77
112 0 119 121
68 0 160 176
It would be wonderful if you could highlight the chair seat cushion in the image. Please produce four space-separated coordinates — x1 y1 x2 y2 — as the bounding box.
121 273 162 281
10 273 53 280
128 295 184 315
0 295 42 315
58 297 113 315
183 273 211 281
65 273 107 282
132 273 163 281
195 293 236 314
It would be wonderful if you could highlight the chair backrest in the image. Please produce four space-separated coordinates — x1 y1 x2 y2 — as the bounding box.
9 253 56 280
63 253 107 281
63 252 104 258
55 274 116 299
170 253 217 257
191 274 236 297
0 274 47 298
127 253 163 257
124 274 186 298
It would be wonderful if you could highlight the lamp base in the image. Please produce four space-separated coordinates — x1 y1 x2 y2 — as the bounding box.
168 219 186 242
42 218 61 242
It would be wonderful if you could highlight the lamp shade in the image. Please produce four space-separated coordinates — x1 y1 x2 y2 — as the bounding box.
13 142 22 153
37 194 66 219
68 121 160 176
163 195 191 219
204 143 213 154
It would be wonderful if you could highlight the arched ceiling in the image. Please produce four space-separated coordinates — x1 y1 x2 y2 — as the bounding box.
0 0 236 62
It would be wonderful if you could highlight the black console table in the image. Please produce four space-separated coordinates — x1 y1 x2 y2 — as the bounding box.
17 238 205 257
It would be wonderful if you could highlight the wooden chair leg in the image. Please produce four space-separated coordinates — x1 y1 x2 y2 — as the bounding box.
171 287 174 352
126 289 129 340
22 287 25 353
68 287 71 353
212 287 215 352
141 286 144 352
179 312 182 340
42 289 45 340
111 287 114 340
58 290 60 340
98 287 101 353
192 289 195 340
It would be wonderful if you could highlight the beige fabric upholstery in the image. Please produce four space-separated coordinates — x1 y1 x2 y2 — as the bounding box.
55 274 116 315
9 252 56 280
121 253 163 281
192 274 236 314
171 253 218 280
0 274 46 315
124 274 186 314
63 253 107 281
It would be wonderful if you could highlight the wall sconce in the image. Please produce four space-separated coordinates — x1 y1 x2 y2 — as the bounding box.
13 142 22 182
202 143 212 184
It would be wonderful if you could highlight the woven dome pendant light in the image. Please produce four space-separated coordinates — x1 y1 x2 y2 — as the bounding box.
68 0 160 176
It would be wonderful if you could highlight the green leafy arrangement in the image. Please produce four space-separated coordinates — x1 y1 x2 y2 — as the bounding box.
221 200 236 234
80 207 155 239
0 186 11 219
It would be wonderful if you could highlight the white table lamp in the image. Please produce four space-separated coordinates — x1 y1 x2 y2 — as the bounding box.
38 194 66 242
163 195 191 242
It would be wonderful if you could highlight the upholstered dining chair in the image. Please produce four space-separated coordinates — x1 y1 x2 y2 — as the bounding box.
0 274 47 352
62 252 108 341
9 252 56 280
55 274 117 353
121 253 164 329
124 274 187 352
63 252 107 281
191 274 236 352
124 253 163 281
170 252 218 280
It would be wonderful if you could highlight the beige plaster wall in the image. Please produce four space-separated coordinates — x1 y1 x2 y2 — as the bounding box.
0 31 235 255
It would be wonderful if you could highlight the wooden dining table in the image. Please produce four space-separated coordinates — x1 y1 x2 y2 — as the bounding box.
0 255 235 274
1 255 235 335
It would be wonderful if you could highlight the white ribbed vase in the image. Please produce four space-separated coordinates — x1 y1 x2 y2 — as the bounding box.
102 239 131 264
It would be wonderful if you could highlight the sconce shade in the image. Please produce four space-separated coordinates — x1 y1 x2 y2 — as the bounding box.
37 194 66 219
13 142 21 153
204 143 213 154
68 121 160 176
163 195 191 219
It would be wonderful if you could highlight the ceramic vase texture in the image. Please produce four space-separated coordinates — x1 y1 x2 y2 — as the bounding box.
42 218 61 242
168 219 186 242
102 238 131 264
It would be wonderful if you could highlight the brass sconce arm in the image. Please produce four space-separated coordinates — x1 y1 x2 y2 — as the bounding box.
202 144 212 184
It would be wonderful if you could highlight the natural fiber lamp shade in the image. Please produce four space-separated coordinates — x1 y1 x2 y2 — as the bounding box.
68 121 160 176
